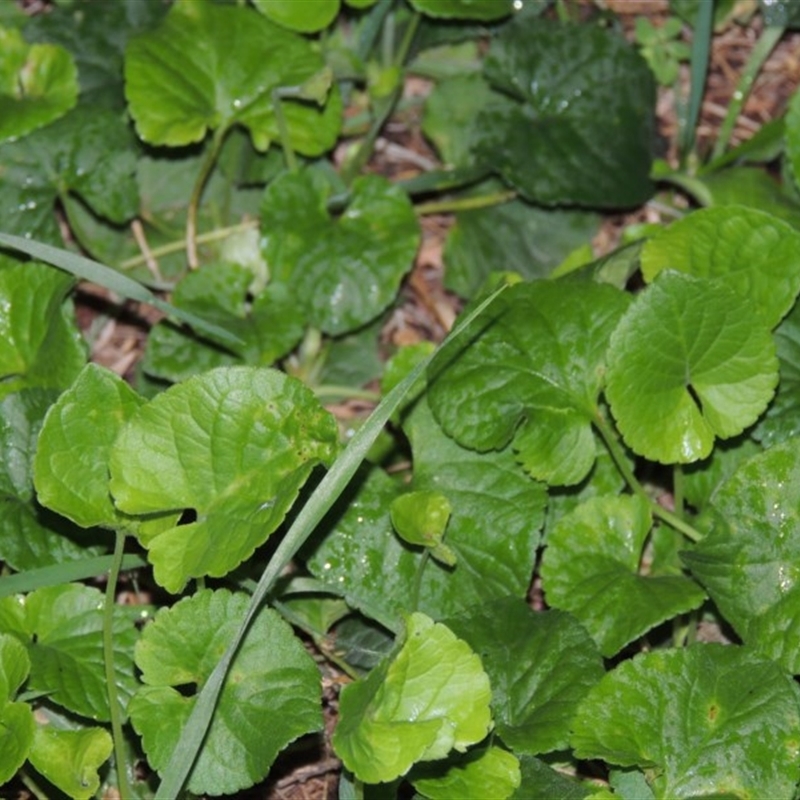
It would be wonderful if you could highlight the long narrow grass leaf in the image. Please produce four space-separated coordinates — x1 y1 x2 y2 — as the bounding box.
680 0 713 159
0 232 244 346
155 284 507 800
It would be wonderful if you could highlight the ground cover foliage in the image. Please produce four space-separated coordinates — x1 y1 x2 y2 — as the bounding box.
3 0 800 797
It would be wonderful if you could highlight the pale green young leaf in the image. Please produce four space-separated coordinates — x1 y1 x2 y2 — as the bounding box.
445 599 604 755
541 495 705 657
261 170 419 335
641 206 800 328
109 367 339 593
130 589 321 796
252 0 339 32
571 645 800 799
333 612 492 784
605 271 778 464
28 726 112 800
125 1 341 153
682 437 800 672
428 280 631 486
411 745 521 800
0 634 34 784
391 490 452 550
0 26 77 143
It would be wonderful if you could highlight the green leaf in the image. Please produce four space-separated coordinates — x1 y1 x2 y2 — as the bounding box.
605 271 778 464
33 364 147 530
571 645 800 799
512 756 597 800
333 612 492 784
428 280 631 486
787 85 800 192
0 634 34 784
0 26 78 143
409 0 514 20
28 726 113 800
445 599 604 755
109 366 339 593
640 206 800 328
125 1 341 153
473 18 655 207
442 188 599 298
391 490 453 556
540 495 705 657
252 0 339 32
143 265 304 383
18 584 138 721
0 255 86 402
411 745 521 800
261 170 420 335
130 588 321 796
682 437 800 672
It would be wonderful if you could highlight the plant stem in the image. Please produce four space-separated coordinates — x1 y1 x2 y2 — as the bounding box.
652 503 702 542
410 550 431 612
415 189 517 216
314 385 381 402
104 530 134 800
710 24 785 161
272 89 299 173
186 128 228 269
673 463 685 519
19 769 48 800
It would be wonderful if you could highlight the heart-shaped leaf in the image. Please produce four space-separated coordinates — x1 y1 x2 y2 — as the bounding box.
540 495 705 657
571 645 800 799
125 1 341 153
0 26 78 143
641 206 800 328
472 17 655 207
606 271 778 464
428 280 631 486
129 589 321 796
333 612 492 784
261 170 420 335
109 366 339 593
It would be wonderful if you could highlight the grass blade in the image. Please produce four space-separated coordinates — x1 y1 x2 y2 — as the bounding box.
0 231 244 346
155 284 507 799
679 0 714 160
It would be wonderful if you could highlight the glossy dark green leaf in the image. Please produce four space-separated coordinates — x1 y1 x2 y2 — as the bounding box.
109 367 339 593
143 264 304 383
261 170 419 335
0 26 77 143
683 437 800 672
0 105 139 245
446 599 604 755
252 0 339 32
606 271 778 464
571 645 800 798
130 589 321 796
443 189 599 298
333 612 492 784
541 495 705 657
125 1 341 153
511 757 597 800
0 256 86 402
641 206 800 328
0 634 34 784
410 0 514 19
428 280 631 486
473 18 655 207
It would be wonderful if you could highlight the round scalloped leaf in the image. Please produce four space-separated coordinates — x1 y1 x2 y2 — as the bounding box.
261 170 419 335
445 599 604 755
540 495 705 657
130 589 321 796
252 0 339 32
22 584 138 721
472 17 655 207
0 634 34 784
34 364 144 530
28 726 112 800
109 367 339 593
0 27 78 143
571 645 800 799
427 280 631 486
0 256 86 402
333 612 492 784
605 271 778 464
125 1 341 153
682 437 800 672
640 206 800 328
409 0 514 20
